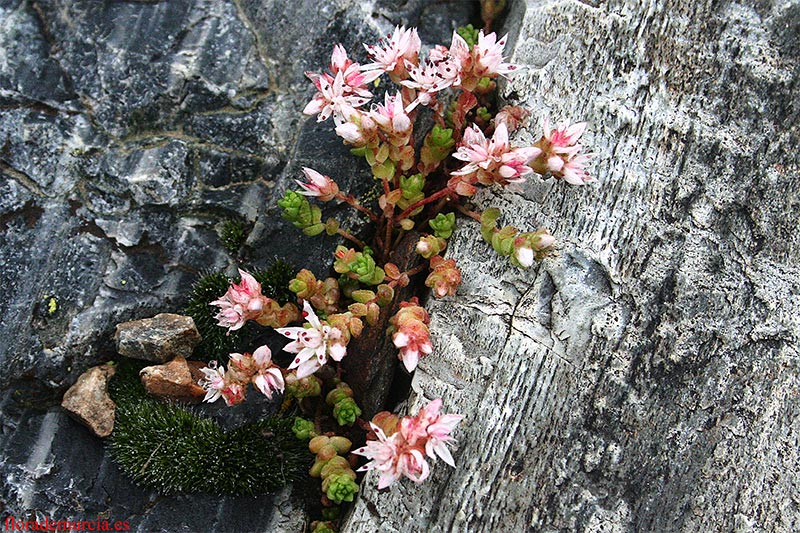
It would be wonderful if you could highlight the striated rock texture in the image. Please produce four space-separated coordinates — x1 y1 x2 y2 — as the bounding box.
60 364 116 438
0 0 477 527
115 313 201 363
344 0 800 532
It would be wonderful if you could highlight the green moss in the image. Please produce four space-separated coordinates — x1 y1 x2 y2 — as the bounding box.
251 260 296 306
218 219 248 256
108 359 308 496
183 260 296 361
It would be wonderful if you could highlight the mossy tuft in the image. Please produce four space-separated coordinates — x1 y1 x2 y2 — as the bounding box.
184 260 296 360
108 359 308 496
218 219 248 256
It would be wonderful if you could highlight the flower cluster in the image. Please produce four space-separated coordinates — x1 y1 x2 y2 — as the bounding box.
200 20 595 515
211 269 299 331
353 399 462 489
199 345 284 406
530 119 592 185
449 122 539 196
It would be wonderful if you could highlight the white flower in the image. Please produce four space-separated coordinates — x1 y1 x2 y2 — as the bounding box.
276 301 347 378
250 345 285 400
198 361 226 403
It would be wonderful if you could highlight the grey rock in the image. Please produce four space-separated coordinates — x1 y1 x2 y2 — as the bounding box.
115 313 201 363
344 0 800 532
60 364 116 438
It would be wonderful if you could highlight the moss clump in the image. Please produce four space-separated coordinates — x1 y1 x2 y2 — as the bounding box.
184 260 296 360
218 219 248 256
108 359 308 496
252 260 296 306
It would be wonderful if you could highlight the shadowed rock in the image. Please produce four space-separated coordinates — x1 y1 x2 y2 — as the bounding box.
61 364 116 438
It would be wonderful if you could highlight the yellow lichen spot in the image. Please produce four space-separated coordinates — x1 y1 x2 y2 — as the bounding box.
47 297 58 314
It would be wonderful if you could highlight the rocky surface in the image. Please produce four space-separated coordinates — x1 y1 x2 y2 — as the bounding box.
6 0 797 530
115 313 202 363
344 0 800 532
139 357 206 403
0 0 478 527
60 364 116 438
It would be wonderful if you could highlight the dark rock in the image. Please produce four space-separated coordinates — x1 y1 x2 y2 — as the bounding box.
60 364 116 438
0 0 468 524
115 313 201 363
139 357 206 403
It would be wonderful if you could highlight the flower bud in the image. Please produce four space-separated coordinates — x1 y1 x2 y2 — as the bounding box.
425 256 462 298
416 235 447 259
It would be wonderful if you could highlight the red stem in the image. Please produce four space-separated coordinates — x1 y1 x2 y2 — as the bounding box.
335 192 379 222
453 202 483 223
337 228 366 249
396 187 453 221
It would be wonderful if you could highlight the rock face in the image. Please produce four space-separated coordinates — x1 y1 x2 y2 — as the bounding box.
115 313 201 363
344 0 800 532
139 357 207 403
60 364 116 438
0 0 478 525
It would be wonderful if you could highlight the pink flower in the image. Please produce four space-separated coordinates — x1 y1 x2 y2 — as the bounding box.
211 269 267 332
353 424 405 489
427 42 464 88
530 119 593 185
304 45 380 124
220 382 246 406
276 301 347 378
251 345 285 400
544 119 587 155
389 298 433 373
472 31 518 79
354 400 462 489
369 93 412 146
198 361 226 403
449 123 541 195
398 399 462 466
401 59 456 111
296 167 339 202
363 26 421 81
303 71 372 125
420 400 463 466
